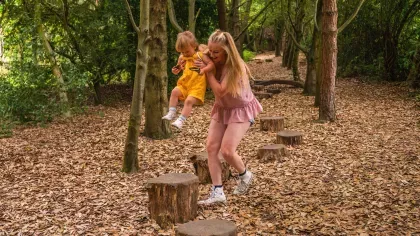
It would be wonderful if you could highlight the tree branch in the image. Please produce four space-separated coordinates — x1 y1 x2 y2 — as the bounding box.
338 0 366 33
284 22 308 54
234 0 276 41
167 0 183 32
123 0 140 34
314 0 319 31
395 1 420 39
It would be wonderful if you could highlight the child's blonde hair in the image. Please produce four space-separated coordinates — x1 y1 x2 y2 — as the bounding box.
208 30 250 97
175 31 198 52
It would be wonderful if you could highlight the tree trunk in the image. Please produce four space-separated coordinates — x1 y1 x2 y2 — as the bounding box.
407 45 420 89
314 0 323 107
216 0 227 31
383 30 398 81
188 0 196 34
274 19 284 57
282 34 291 67
292 0 307 82
238 0 253 57
304 0 322 96
122 0 150 173
93 79 103 105
35 0 70 118
144 0 172 139
228 0 241 54
319 0 338 122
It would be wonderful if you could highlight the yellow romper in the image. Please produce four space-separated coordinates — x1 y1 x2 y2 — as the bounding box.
176 52 207 104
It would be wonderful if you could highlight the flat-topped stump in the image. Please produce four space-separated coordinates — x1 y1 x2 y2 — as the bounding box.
146 173 199 229
276 130 303 146
254 92 273 99
257 144 288 162
176 219 237 236
260 116 285 132
190 152 230 184
251 84 265 91
267 88 281 94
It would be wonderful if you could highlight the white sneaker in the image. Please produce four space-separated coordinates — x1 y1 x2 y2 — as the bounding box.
162 111 176 120
198 187 227 205
171 118 184 129
233 171 253 195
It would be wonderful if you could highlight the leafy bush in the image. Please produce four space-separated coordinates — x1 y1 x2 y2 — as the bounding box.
243 50 256 62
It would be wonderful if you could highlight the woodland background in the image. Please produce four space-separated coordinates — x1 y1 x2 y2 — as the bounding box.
0 0 419 235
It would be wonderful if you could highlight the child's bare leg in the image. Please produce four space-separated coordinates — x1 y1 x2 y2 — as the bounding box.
163 87 182 120
172 96 200 129
181 96 200 117
169 87 182 107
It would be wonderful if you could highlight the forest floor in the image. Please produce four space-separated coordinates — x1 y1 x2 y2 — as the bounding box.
1 52 419 235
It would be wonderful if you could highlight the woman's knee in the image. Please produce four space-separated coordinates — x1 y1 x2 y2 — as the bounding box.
220 146 235 159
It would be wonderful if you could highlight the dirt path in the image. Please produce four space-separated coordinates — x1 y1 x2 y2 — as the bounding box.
1 52 419 235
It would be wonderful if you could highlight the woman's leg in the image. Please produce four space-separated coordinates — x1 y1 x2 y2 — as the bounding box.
219 122 251 173
206 119 227 186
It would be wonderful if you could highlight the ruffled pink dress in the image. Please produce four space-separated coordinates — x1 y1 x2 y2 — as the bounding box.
210 73 263 125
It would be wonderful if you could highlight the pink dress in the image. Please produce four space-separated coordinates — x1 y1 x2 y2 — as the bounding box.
210 72 263 125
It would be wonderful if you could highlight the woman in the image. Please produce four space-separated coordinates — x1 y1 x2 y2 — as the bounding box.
196 30 263 205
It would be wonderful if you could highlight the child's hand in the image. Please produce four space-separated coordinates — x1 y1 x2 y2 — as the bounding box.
172 65 182 75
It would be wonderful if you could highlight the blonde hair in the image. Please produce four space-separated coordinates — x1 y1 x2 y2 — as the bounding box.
208 30 250 97
175 31 198 52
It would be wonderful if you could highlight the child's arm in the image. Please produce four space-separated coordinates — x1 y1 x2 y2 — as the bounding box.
172 55 185 75
198 54 215 75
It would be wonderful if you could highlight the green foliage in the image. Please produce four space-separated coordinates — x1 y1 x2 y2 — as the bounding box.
243 49 256 62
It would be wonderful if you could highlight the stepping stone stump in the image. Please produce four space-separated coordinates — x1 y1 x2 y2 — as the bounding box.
260 116 285 132
176 219 237 236
190 152 230 184
146 173 199 229
257 144 288 163
251 84 264 91
254 92 273 99
276 130 303 146
267 88 281 94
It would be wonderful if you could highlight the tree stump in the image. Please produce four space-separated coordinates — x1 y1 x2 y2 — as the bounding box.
251 84 264 91
267 88 281 94
276 130 303 146
190 152 230 184
257 144 288 162
176 219 237 236
260 116 284 132
146 173 199 229
254 92 273 99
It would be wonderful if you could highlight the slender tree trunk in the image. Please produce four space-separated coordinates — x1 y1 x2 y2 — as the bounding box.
35 0 70 117
304 0 322 96
314 0 323 107
228 0 241 53
188 0 196 34
287 42 294 69
216 0 227 31
238 0 253 57
282 34 290 67
93 78 103 105
122 0 150 173
292 0 307 81
407 45 420 89
274 19 284 57
383 30 398 81
319 0 337 122
144 0 172 139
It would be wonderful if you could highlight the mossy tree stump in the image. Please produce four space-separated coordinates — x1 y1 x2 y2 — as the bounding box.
260 116 284 132
257 144 288 162
190 152 230 184
176 219 237 236
276 130 303 146
146 173 199 229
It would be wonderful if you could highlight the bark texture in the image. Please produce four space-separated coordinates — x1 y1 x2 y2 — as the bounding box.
257 144 288 163
276 130 303 146
190 152 230 184
260 117 285 132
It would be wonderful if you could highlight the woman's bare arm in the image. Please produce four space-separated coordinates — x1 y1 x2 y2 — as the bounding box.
206 69 228 98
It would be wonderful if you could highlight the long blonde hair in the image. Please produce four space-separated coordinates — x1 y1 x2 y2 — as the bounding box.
208 30 251 97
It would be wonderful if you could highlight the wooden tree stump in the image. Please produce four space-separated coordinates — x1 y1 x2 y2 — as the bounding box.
251 84 264 91
176 219 237 236
190 152 230 184
260 116 285 132
254 92 273 99
257 144 288 163
146 173 199 229
276 130 303 146
267 88 281 94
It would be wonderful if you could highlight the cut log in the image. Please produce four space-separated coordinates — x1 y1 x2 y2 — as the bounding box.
276 130 303 146
190 152 230 184
251 84 264 91
266 88 281 94
146 173 199 229
176 219 237 236
257 144 288 162
254 79 304 88
254 92 273 99
260 116 284 132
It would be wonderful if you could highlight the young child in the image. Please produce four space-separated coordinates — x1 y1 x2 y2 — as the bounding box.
162 31 214 129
